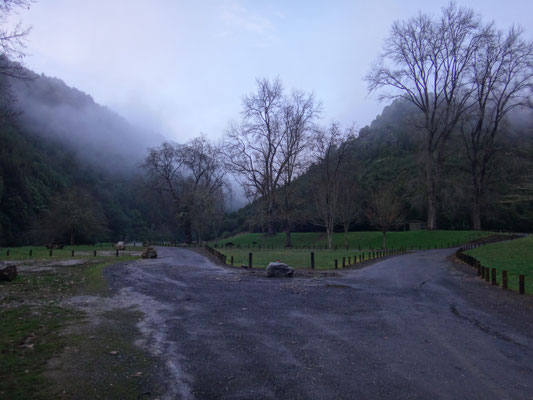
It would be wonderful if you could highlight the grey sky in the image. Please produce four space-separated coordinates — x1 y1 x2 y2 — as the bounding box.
10 0 533 142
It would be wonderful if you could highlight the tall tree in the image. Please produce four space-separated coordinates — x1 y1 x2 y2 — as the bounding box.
461 26 533 229
367 3 482 230
310 122 354 249
224 78 319 244
364 185 404 249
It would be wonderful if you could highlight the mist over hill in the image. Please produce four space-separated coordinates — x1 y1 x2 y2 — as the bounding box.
9 71 165 173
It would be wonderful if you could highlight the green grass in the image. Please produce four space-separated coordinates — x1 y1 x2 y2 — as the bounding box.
214 230 498 250
465 235 533 293
0 252 141 398
0 244 143 260
220 248 389 269
0 306 79 400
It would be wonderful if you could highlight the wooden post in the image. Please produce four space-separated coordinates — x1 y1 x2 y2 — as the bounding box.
311 252 315 269
29 249 32 257
502 270 508 289
230 256 234 266
71 250 75 257
6 249 10 257
342 257 345 268
519 275 525 295
334 259 338 269
248 252 253 269
93 250 97 257
116 249 119 257
491 268 497 285
477 264 481 276
49 250 53 257
485 267 490 282
481 266 485 279
348 257 351 265
224 255 227 264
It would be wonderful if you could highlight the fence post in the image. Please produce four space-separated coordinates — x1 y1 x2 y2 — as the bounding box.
342 257 345 268
348 257 351 265
519 275 525 295
491 268 497 285
29 249 32 257
231 256 234 266
93 250 97 257
334 259 338 269
49 250 53 257
248 252 253 269
485 267 490 282
116 249 119 257
72 250 75 257
311 252 315 269
6 249 10 257
502 270 508 289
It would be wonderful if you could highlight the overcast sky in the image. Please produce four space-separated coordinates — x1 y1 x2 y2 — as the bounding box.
9 0 533 142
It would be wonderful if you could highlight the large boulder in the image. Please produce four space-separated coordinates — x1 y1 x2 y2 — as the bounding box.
0 264 17 281
141 247 157 259
114 241 126 251
265 262 294 278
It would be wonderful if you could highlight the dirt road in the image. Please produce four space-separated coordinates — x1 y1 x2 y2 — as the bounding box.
98 247 533 399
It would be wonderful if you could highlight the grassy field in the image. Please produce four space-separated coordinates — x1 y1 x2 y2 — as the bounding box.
465 235 533 293
220 248 392 269
0 250 144 399
0 243 142 260
214 230 499 250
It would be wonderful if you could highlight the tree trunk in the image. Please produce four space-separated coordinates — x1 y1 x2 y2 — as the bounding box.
183 216 192 244
425 154 438 230
326 226 333 250
344 223 349 249
382 231 387 249
285 228 291 248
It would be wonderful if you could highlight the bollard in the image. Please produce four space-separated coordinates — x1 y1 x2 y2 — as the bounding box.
481 266 485 279
311 252 315 269
224 255 227 264
334 259 338 269
72 250 75 257
93 250 97 257
485 267 490 282
342 257 345 268
502 270 508 289
116 249 119 257
491 268 497 285
49 250 53 257
354 255 357 264
477 264 481 276
348 257 351 265
29 249 32 257
6 249 10 257
248 252 253 269
231 256 234 266
519 275 525 295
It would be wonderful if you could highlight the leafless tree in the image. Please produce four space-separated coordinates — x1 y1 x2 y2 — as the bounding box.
461 26 533 229
142 137 227 244
337 174 360 249
364 185 404 249
223 78 319 245
0 0 33 121
367 3 483 230
310 122 355 249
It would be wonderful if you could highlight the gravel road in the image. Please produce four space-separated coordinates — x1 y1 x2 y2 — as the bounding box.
103 247 533 400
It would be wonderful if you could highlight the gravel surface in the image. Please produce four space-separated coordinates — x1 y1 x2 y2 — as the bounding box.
102 247 533 400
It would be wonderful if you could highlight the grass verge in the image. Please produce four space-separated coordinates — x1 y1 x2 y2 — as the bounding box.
465 235 533 293
214 230 498 250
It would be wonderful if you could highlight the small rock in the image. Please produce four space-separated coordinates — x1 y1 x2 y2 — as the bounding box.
141 247 157 259
0 264 17 281
265 262 294 278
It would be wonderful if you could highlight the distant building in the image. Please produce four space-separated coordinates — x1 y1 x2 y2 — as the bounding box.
404 220 427 231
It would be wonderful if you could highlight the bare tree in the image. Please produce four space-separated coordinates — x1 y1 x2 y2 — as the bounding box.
0 0 33 120
311 122 354 249
337 174 359 249
367 3 483 230
461 26 533 229
224 78 319 245
364 185 404 249
142 137 227 244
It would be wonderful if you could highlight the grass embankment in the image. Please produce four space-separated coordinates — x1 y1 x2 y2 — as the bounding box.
0 248 143 399
465 235 533 293
215 230 497 250
221 248 385 269
0 244 141 260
